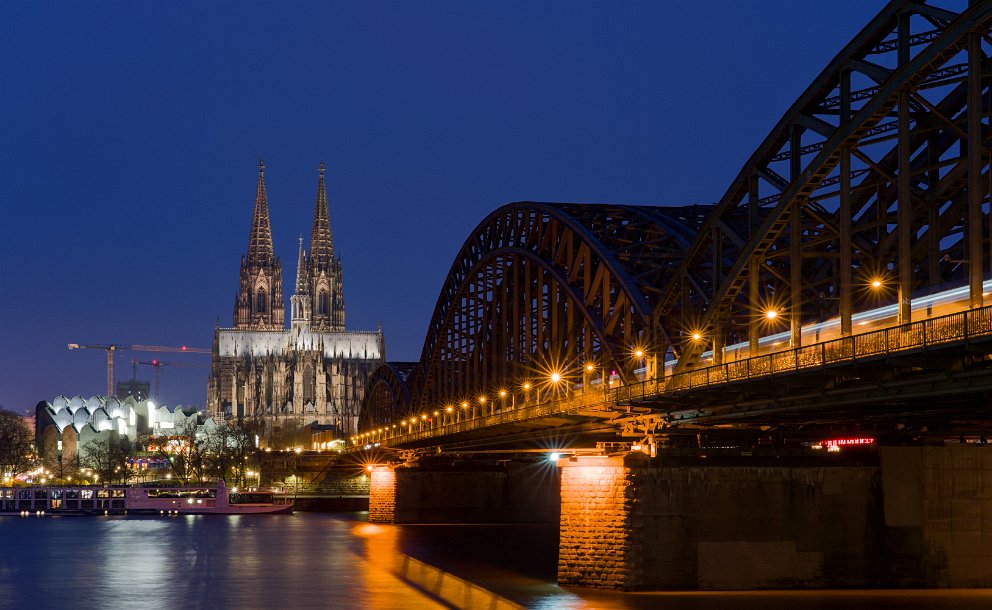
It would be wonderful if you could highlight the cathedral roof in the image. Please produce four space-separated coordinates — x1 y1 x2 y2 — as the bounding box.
216 328 382 361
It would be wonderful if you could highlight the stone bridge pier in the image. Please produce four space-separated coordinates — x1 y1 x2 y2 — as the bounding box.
368 457 559 524
368 446 992 590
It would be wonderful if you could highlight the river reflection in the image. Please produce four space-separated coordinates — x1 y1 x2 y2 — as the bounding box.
1 514 991 610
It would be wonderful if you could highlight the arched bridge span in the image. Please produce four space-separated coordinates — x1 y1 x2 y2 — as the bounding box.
358 0 992 444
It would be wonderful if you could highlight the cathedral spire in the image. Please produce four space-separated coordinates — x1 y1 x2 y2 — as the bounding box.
248 159 274 264
309 161 334 270
290 236 311 328
295 236 308 295
234 159 285 330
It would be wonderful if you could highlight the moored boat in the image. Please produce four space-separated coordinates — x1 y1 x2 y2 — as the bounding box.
0 480 293 515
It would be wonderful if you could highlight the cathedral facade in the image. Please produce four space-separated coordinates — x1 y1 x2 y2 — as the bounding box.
206 161 384 437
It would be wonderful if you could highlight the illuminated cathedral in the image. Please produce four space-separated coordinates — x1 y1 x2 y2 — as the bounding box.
206 161 384 436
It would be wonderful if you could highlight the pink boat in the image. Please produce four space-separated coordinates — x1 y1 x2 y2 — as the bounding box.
1 480 293 515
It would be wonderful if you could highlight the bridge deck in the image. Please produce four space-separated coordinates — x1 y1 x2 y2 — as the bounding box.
362 299 992 450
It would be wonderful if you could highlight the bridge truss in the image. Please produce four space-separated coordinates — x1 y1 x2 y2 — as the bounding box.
360 0 992 442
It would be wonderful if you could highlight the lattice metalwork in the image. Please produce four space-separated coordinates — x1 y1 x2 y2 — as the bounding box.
658 0 992 372
359 0 992 436
414 202 705 409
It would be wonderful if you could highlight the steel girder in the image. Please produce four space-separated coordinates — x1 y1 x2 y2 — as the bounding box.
406 202 703 413
659 0 992 372
359 362 416 431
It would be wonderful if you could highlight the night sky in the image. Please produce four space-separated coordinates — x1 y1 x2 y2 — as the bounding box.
1 1 888 411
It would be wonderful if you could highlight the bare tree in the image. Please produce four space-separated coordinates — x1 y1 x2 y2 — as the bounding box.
154 419 207 484
0 409 36 480
43 451 78 483
205 422 260 486
81 436 136 484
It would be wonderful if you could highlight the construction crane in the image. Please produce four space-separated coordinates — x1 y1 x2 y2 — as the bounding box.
67 343 210 397
133 359 210 403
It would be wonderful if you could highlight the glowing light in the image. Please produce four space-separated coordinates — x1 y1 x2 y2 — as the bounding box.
823 437 875 447
634 348 645 358
478 395 486 404
765 309 778 320
499 390 507 398
461 401 469 409
366 465 374 472
550 372 562 383
445 405 454 413
870 279 883 289
522 382 531 391
585 363 595 372
549 452 561 461
691 332 702 341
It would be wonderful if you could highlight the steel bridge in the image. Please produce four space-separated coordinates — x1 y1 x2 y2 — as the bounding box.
358 0 992 452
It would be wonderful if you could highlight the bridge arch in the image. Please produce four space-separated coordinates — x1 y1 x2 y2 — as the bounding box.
359 362 416 431
653 0 992 371
410 201 704 411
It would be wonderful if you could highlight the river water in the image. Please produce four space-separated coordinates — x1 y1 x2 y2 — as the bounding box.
1 513 990 610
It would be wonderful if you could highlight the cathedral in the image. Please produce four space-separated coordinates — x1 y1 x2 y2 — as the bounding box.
206 161 384 437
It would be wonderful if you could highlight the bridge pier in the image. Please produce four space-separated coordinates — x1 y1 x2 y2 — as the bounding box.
367 458 560 524
557 446 992 590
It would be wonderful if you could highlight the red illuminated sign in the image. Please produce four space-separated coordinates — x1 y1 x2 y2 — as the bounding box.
822 437 875 447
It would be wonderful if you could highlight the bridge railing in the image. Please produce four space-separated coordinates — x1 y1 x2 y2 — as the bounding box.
635 302 992 397
374 302 992 447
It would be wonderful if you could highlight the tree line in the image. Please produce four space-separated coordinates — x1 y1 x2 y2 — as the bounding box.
0 408 271 487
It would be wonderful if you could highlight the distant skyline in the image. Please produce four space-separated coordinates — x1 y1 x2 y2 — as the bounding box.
1 1 891 410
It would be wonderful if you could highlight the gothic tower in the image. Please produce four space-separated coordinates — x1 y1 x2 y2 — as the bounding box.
234 160 285 330
308 162 345 331
290 236 311 329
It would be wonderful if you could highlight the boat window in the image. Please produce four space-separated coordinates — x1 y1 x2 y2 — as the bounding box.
50 490 63 499
81 490 93 499
147 489 216 499
97 490 110 498
34 490 48 499
229 492 274 504
112 489 126 498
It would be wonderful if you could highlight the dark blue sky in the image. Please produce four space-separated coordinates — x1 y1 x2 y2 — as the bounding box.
1 1 888 411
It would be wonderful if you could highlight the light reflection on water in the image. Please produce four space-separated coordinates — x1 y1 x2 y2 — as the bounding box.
1 514 990 610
